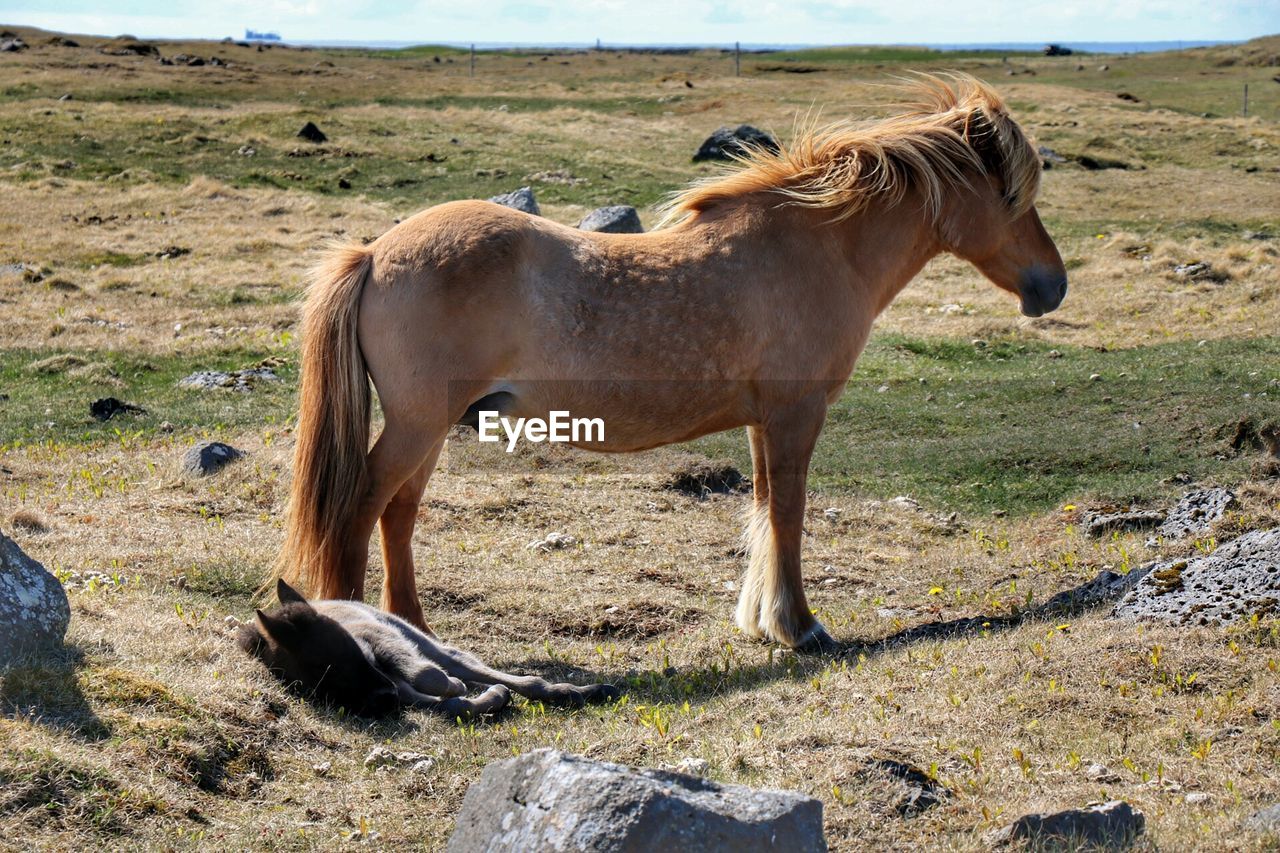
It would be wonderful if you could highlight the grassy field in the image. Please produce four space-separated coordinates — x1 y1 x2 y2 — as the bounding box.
1 25 1279 850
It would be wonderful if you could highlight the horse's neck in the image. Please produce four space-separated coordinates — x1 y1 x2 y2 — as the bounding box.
829 195 942 315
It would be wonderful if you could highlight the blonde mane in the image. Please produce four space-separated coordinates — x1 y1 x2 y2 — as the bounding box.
661 74 1042 226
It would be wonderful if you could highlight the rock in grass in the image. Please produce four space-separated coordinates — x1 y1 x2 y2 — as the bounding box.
0 530 71 664
577 205 643 234
1112 528 1280 626
488 186 540 216
89 397 146 421
1148 487 1234 544
692 125 779 162
182 441 243 477
179 366 279 393
296 121 327 143
990 801 1144 848
447 749 825 853
1082 509 1165 538
1245 804 1280 833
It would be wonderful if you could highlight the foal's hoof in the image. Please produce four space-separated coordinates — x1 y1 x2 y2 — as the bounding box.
794 624 841 655
586 683 623 704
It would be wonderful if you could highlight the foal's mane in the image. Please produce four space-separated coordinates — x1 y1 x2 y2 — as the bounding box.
661 74 1041 226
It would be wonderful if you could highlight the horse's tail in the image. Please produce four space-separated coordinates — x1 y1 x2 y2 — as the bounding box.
274 243 373 600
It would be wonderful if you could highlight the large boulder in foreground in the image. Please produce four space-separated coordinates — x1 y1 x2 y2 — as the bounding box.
692 125 779 162
0 531 70 665
1113 528 1280 626
447 748 825 852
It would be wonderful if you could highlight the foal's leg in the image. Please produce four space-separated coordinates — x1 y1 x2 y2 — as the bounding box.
377 438 445 634
412 637 620 707
734 425 772 639
396 680 510 719
754 399 836 651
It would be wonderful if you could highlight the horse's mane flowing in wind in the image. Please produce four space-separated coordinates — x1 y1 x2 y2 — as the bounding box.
661 74 1043 226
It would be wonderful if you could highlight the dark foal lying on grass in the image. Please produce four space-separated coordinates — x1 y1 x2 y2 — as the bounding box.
238 580 620 718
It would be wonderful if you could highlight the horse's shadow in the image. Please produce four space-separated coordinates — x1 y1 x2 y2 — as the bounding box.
576 566 1147 705
1 644 110 741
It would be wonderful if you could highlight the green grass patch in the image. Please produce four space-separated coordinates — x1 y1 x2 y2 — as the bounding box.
695 334 1280 515
0 347 296 447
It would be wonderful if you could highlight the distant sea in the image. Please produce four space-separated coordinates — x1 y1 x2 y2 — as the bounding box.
286 39 1238 55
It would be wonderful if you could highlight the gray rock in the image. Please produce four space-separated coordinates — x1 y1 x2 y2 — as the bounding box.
1039 566 1150 615
577 205 643 234
991 800 1144 848
179 367 279 393
182 441 243 477
1113 528 1280 626
488 187 540 216
0 531 71 665
447 748 825 853
0 38 27 52
297 121 327 143
1245 804 1280 833
1149 487 1234 544
693 125 779 162
1083 509 1165 538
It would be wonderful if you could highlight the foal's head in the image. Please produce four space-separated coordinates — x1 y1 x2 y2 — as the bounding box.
237 579 399 717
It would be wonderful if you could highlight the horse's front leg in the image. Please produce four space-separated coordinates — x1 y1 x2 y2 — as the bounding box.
741 397 837 652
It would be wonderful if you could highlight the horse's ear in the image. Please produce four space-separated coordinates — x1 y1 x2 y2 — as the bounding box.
256 609 297 645
276 578 309 606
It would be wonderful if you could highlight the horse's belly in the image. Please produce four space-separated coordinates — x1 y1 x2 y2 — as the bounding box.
473 379 751 452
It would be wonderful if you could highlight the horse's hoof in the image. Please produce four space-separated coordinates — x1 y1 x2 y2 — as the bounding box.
794 624 841 655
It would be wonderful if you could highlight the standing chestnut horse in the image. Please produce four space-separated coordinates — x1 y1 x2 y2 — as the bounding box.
277 75 1066 651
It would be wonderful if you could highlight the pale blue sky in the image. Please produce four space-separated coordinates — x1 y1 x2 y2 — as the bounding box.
1 0 1276 45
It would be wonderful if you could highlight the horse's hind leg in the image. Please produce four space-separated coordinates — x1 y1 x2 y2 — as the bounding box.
378 437 446 634
337 415 440 621
734 425 771 639
749 398 836 651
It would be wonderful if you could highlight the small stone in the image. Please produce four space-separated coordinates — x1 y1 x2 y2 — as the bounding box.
692 125 779 162
1085 762 1121 783
527 531 576 551
991 800 1143 848
411 758 437 775
1089 373 1102 382
297 121 327 143
577 205 643 234
89 397 145 421
313 761 332 777
1047 349 1063 358
488 186 540 216
182 441 243 477
1082 509 1165 538
1245 804 1280 833
672 757 710 777
158 420 175 433
1185 791 1211 805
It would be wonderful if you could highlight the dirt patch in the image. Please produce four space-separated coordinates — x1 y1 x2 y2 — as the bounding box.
663 460 747 497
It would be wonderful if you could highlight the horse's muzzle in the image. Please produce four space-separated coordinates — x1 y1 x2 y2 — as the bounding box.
1018 266 1068 318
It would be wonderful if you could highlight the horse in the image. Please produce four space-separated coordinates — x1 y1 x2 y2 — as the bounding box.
239 579 618 718
275 74 1066 652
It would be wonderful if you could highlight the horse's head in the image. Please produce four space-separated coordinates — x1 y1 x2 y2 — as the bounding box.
237 579 400 717
931 81 1067 317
